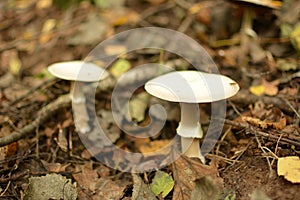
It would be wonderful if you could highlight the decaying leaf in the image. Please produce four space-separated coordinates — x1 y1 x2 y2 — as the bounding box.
95 178 128 200
129 92 150 122
276 59 298 72
67 14 108 45
104 45 127 56
172 156 223 200
250 189 271 200
151 170 174 198
290 25 300 52
132 174 157 200
243 106 286 130
277 156 300 183
190 176 221 200
23 173 77 200
41 160 70 173
72 162 99 193
39 19 56 44
249 78 280 96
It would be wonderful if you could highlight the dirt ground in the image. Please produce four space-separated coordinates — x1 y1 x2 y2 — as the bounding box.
0 0 299 199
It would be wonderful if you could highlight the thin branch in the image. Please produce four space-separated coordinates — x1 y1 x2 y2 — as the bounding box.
0 94 71 147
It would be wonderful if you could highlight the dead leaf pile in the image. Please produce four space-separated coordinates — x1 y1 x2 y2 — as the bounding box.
242 101 287 130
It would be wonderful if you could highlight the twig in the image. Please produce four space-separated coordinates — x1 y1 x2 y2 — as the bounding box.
8 78 56 107
254 134 275 178
230 89 295 114
222 119 300 147
0 94 71 147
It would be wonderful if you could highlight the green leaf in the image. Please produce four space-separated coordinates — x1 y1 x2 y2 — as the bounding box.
151 170 174 198
110 58 131 78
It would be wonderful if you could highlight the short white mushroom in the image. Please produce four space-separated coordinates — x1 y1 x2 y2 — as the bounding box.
48 61 108 133
145 70 239 163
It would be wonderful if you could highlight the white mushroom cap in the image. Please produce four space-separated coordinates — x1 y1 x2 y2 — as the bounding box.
145 71 239 103
48 61 108 82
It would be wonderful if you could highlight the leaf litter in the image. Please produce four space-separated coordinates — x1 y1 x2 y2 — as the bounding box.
0 0 300 199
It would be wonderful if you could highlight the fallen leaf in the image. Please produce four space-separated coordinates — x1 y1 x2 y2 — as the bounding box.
249 85 265 96
94 178 128 200
129 92 150 122
104 45 127 56
139 139 171 154
41 160 70 173
261 78 279 96
67 14 108 45
110 58 131 78
151 170 174 198
172 156 223 200
276 59 297 72
250 189 271 200
249 78 280 96
23 173 77 200
56 127 68 152
72 162 99 193
39 19 56 44
102 8 140 26
36 0 52 9
190 177 221 200
132 174 157 200
290 25 300 52
244 106 286 130
277 156 300 183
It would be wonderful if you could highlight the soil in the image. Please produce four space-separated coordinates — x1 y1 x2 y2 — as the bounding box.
0 0 299 199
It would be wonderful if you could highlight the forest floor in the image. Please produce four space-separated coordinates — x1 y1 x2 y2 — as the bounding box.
0 0 299 199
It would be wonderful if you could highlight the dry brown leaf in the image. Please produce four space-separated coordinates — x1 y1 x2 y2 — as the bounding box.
172 156 223 200
261 78 280 96
246 103 286 130
132 174 157 200
73 162 99 194
277 156 300 183
94 178 128 200
41 160 70 173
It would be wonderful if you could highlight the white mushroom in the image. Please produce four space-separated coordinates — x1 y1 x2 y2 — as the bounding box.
145 70 240 163
48 61 108 133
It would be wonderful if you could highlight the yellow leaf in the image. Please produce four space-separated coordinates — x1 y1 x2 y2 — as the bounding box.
110 58 131 78
36 0 53 9
151 170 174 198
42 19 56 33
277 156 300 183
249 85 265 96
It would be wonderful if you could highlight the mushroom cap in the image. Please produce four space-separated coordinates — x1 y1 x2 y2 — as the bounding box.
48 61 107 82
145 71 239 103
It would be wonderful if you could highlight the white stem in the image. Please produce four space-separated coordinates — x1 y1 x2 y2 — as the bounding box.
70 81 86 103
177 103 203 138
176 103 205 163
71 81 90 133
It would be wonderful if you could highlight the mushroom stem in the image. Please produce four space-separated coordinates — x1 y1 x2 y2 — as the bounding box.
70 81 86 103
71 82 90 133
177 103 205 163
181 137 205 164
177 103 203 138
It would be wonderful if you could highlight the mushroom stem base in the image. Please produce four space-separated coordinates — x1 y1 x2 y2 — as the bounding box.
181 137 205 164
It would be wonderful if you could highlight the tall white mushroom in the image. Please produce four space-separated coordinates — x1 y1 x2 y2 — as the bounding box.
48 61 108 133
145 70 239 163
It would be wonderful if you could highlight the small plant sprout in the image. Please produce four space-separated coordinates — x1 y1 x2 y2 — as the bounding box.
47 61 108 133
145 71 239 163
